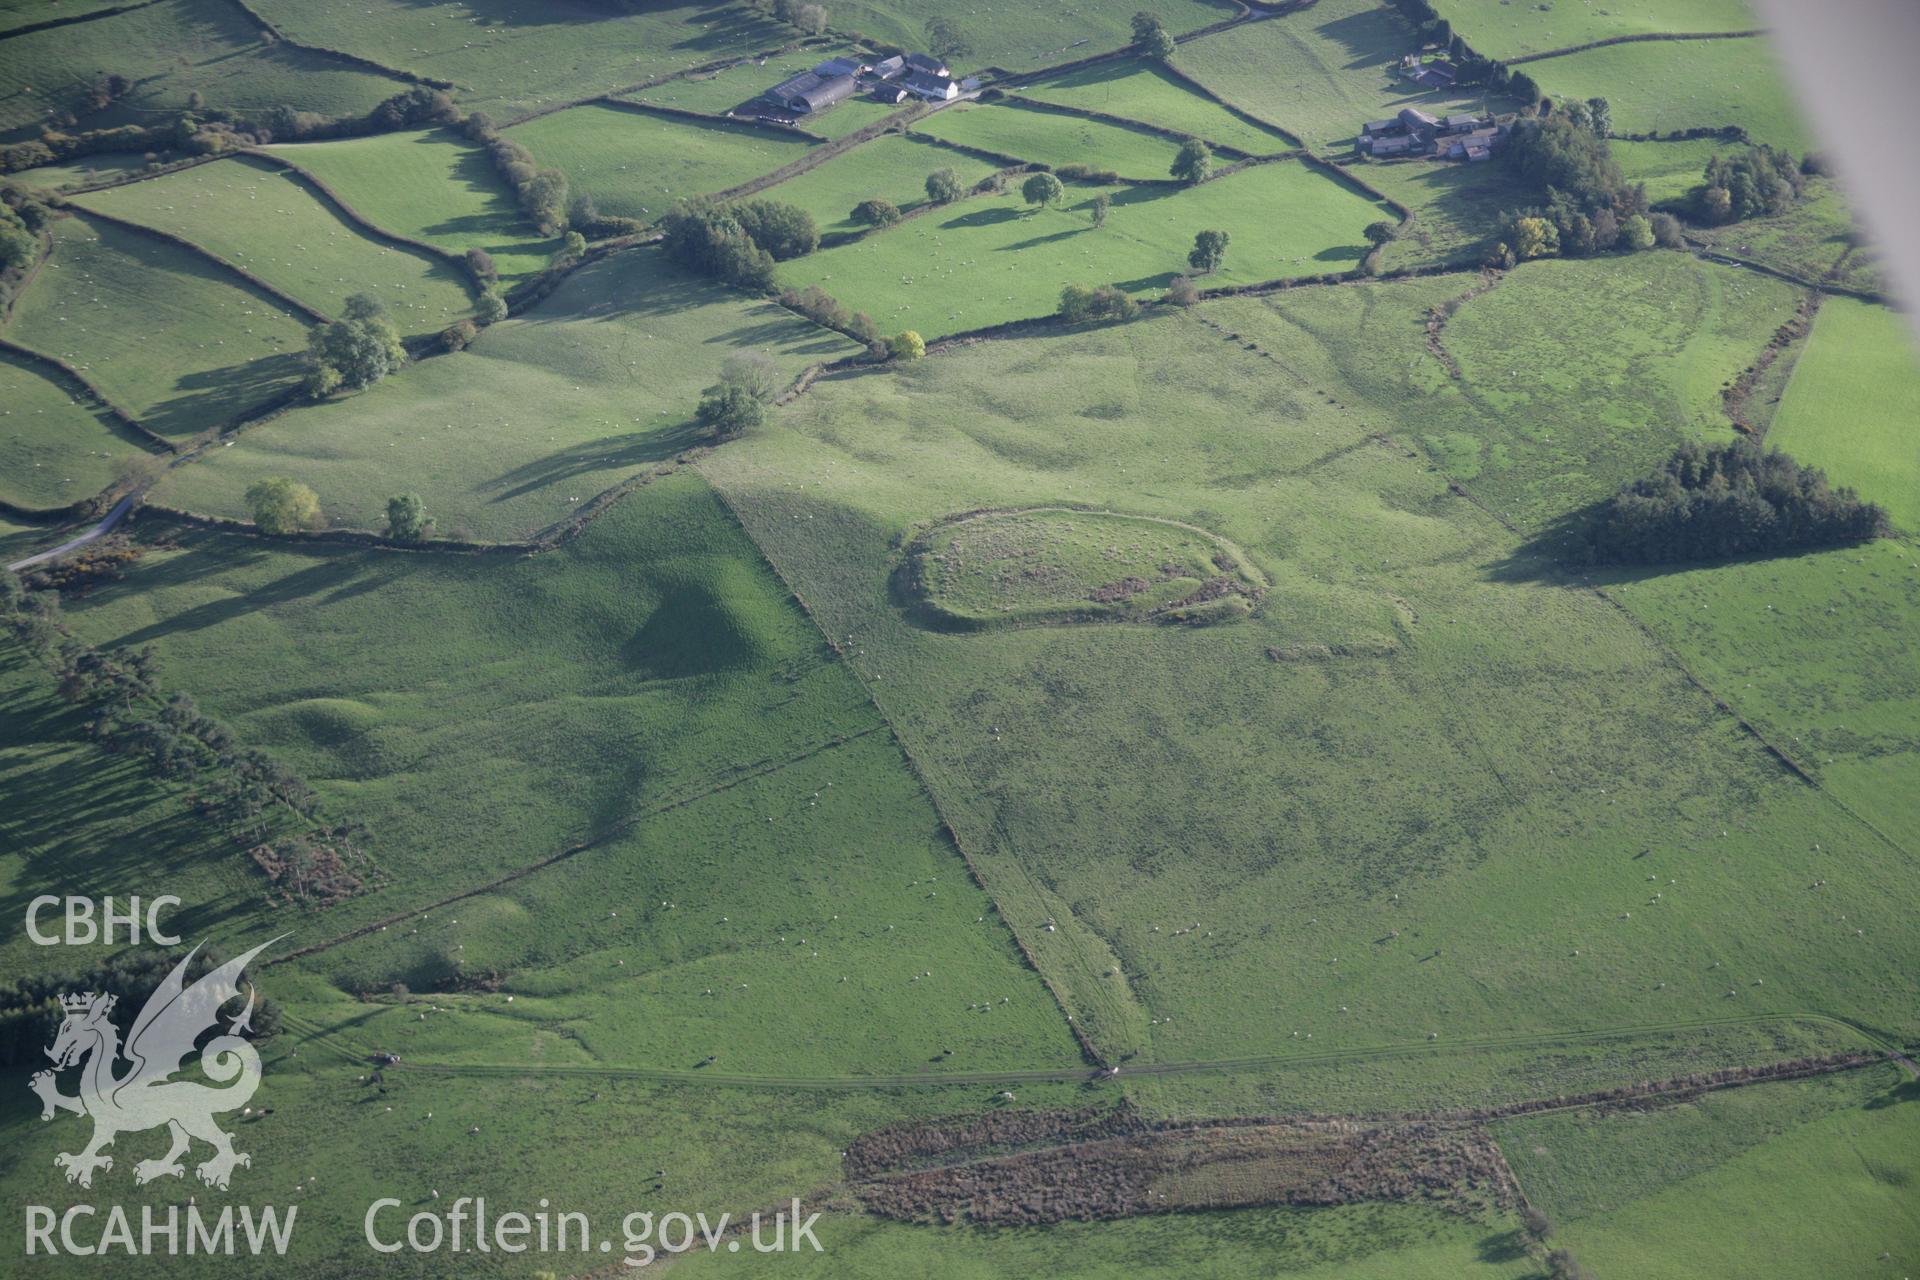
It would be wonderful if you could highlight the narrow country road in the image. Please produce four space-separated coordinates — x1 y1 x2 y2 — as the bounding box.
5 494 135 572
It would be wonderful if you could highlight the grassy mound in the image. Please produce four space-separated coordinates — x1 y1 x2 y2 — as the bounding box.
907 507 1264 628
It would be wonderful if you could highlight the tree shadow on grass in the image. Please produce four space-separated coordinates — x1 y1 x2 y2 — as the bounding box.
480 420 703 504
998 225 1090 252
147 353 308 440
103 553 413 649
1865 1078 1920 1109
939 205 1025 230
1476 1229 1531 1264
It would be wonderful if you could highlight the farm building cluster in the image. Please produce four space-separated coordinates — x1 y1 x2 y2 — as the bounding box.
1397 52 1458 89
1358 107 1505 161
760 52 966 120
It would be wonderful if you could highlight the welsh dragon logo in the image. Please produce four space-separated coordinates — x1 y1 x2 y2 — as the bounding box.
29 938 279 1190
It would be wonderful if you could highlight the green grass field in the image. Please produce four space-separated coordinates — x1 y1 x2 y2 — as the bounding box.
0 0 406 144
10 150 153 193
73 157 475 329
1175 0 1501 152
0 0 127 34
244 0 794 119
1523 37 1810 152
777 160 1392 336
1506 1067 1920 1279
0 348 155 509
1608 535 1920 848
1612 137 1734 204
630 43 872 116
1213 252 1800 531
820 0 1235 72
263 128 561 281
1017 58 1300 155
1434 0 1763 61
61 470 1080 1077
1359 158 1533 271
154 246 856 539
758 133 1000 235
1767 300 1920 526
507 103 815 222
700 304 1920 1070
679 1203 1535 1280
913 100 1187 180
6 213 310 439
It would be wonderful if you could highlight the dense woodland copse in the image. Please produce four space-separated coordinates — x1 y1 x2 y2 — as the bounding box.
1584 440 1889 564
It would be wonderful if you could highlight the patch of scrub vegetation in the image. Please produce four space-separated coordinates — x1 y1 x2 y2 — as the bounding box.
263 128 560 281
0 0 406 144
1433 0 1762 61
704 311 1920 1072
913 100 1184 180
0 351 157 510
506 104 814 223
778 161 1389 337
155 247 856 540
907 507 1266 628
73 157 475 329
1606 535 1920 846
1525 38 1810 152
1174 0 1495 152
1018 59 1299 156
244 0 793 121
1767 299 1920 527
1542 1068 1920 1280
7 214 310 439
757 134 997 234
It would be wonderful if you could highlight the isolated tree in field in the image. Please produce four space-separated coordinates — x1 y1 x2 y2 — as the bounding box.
1363 219 1396 247
793 2 827 35
1090 192 1110 227
1620 212 1656 251
1585 96 1612 137
476 287 508 324
925 167 963 205
304 294 406 397
464 247 498 285
1132 11 1176 59
1170 138 1211 184
385 492 430 541
1508 215 1557 260
1059 283 1137 323
554 229 587 264
695 383 763 440
1187 228 1229 274
1520 1206 1553 1243
245 477 322 535
1165 274 1199 306
888 330 926 360
441 318 478 352
926 16 973 64
1546 1250 1595 1280
721 351 782 403
852 196 901 227
1021 171 1064 209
